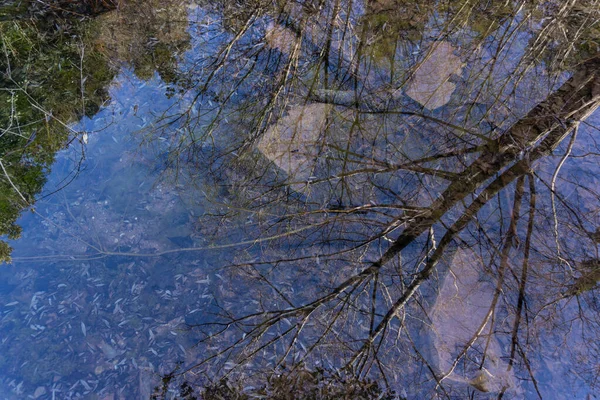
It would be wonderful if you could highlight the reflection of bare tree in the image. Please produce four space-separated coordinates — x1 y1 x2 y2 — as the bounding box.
183 53 599 395
130 1 600 397
31 0 599 397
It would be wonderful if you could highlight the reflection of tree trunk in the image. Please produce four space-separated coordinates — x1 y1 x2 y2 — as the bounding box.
277 55 600 346
374 55 600 270
341 55 600 379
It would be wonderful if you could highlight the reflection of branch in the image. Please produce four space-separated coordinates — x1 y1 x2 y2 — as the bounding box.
347 164 527 372
186 57 600 382
13 218 333 261
286 163 460 186
406 329 450 398
334 68 600 372
440 176 525 387
310 88 492 144
326 142 485 167
551 124 578 270
500 174 538 399
372 55 600 274
0 158 29 205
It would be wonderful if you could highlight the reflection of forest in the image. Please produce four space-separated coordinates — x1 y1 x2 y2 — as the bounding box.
95 0 190 81
1 0 600 398
0 17 113 261
0 0 190 262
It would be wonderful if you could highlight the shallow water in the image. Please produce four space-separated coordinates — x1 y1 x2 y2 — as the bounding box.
1 1 600 398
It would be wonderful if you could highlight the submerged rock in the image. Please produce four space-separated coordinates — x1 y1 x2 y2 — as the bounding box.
265 22 299 54
430 247 515 393
32 386 46 399
257 103 332 191
405 41 463 110
98 340 121 360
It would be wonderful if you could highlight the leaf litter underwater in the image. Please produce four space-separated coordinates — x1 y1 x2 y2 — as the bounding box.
1 0 600 398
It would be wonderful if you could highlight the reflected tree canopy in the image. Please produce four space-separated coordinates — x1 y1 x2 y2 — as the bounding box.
1 0 600 398
0 14 114 262
0 0 189 262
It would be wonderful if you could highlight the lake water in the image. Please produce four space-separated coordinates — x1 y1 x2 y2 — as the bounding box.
1 1 600 398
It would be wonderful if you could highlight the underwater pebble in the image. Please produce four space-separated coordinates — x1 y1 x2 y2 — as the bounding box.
33 386 46 399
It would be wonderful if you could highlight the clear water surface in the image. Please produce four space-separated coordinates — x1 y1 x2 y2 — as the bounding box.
1 1 600 398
